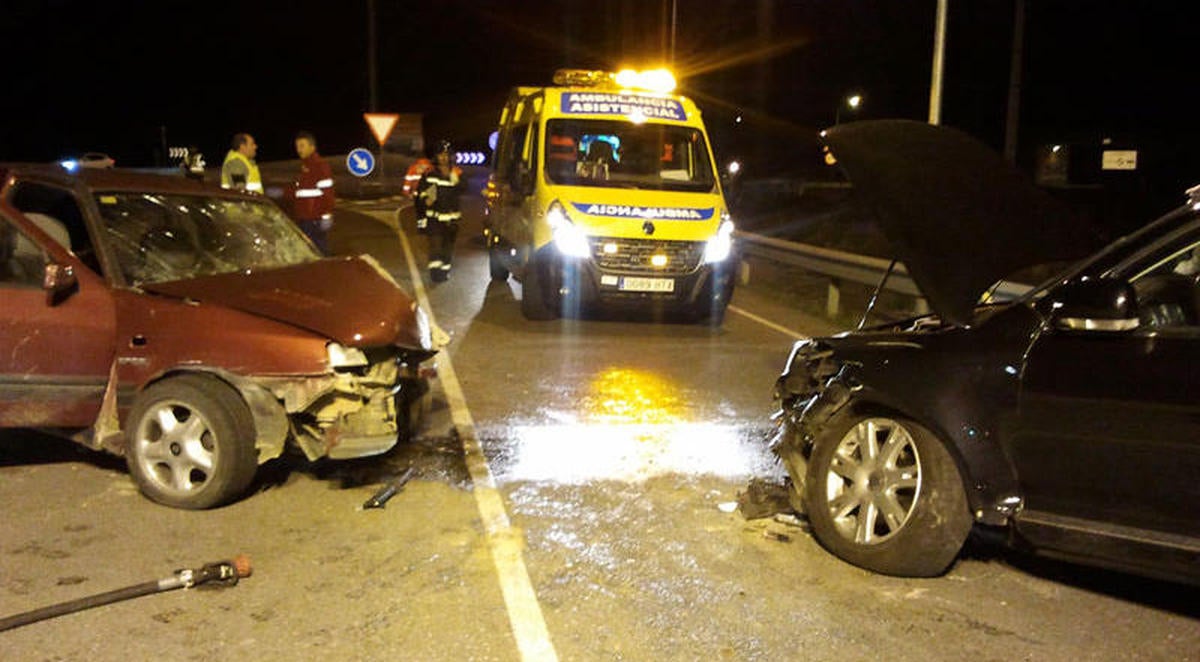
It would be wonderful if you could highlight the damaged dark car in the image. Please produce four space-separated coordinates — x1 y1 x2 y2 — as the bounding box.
0 165 436 509
772 120 1200 584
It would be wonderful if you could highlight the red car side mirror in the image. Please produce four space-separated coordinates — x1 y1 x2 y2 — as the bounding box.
43 262 77 306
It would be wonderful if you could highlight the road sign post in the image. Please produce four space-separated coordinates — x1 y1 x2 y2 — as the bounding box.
363 113 400 181
347 148 376 177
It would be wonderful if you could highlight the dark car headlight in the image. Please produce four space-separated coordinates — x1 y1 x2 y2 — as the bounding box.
776 340 838 402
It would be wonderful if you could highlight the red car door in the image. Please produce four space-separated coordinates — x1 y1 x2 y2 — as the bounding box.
0 204 116 427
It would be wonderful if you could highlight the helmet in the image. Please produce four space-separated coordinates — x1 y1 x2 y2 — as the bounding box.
436 140 453 156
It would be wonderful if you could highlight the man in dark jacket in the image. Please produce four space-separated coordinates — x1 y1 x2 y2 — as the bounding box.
416 140 464 282
292 131 336 254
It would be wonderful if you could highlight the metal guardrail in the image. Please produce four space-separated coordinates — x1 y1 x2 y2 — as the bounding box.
735 230 1031 319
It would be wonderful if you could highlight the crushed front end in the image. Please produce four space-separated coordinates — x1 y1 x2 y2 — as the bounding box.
254 343 435 462
768 339 854 511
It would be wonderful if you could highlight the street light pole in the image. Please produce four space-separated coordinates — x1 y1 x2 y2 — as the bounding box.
1003 0 1026 163
928 0 948 125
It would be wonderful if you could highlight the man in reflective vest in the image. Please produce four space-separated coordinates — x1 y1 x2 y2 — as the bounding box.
220 133 263 194
415 140 464 282
292 131 336 254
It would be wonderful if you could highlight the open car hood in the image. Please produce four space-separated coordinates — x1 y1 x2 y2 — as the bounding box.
143 255 425 349
823 120 1101 326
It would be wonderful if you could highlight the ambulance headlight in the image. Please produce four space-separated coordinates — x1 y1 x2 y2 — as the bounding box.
704 217 735 263
548 201 591 258
327 342 368 369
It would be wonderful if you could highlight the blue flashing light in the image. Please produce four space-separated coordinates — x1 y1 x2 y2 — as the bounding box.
59 159 80 172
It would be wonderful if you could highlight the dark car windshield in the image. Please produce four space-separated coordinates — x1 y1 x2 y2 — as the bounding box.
544 119 716 192
1018 205 1200 302
93 192 320 285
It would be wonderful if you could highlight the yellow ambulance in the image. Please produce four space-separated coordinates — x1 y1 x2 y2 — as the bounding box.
484 68 736 323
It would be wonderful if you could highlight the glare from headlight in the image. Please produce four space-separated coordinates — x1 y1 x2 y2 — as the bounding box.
414 304 433 350
327 342 368 368
704 217 735 263
548 201 591 258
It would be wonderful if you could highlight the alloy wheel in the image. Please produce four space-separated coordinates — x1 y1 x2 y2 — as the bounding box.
823 417 922 545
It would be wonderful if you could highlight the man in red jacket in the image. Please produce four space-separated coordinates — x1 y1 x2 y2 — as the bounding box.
292 131 336 254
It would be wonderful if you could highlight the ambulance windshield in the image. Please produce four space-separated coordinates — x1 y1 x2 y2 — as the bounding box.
544 120 716 192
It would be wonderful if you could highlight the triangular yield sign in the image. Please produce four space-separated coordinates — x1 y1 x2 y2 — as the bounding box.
363 113 400 145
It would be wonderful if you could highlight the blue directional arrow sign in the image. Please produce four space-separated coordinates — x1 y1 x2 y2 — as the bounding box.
346 148 375 177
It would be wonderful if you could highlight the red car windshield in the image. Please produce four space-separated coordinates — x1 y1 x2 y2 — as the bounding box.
93 192 321 286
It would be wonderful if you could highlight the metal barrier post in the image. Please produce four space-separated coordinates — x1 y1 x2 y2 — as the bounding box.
827 278 842 318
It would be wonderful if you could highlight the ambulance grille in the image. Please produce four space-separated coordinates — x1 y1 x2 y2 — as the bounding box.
588 237 705 275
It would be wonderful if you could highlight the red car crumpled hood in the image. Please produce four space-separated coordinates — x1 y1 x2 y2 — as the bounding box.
143 255 424 349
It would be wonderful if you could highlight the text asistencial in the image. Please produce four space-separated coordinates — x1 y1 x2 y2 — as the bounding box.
561 93 685 121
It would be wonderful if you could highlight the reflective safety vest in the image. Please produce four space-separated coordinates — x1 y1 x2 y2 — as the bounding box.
417 166 464 223
403 158 433 197
293 153 335 221
220 150 263 194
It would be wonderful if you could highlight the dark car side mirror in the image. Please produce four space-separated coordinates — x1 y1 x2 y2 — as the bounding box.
1049 278 1139 332
43 262 77 306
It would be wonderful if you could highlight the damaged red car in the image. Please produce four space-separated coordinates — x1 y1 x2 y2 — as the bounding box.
0 165 435 509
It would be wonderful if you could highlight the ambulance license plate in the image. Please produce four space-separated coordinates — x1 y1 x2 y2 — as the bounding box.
620 277 675 292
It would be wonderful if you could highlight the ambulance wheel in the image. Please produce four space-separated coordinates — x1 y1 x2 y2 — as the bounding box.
489 243 510 281
694 300 728 326
521 257 558 321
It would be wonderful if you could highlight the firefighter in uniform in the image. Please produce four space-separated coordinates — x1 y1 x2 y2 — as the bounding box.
291 131 336 254
415 141 464 282
403 156 433 198
181 146 205 181
403 155 434 229
220 133 263 194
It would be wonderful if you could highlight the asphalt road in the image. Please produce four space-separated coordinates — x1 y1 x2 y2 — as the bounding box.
1 182 1197 661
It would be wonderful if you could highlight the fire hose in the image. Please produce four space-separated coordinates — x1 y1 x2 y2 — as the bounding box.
0 554 251 633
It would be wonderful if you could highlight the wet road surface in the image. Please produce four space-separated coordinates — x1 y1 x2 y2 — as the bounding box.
1 185 1197 660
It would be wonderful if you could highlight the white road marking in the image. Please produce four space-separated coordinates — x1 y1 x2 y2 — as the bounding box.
728 304 810 341
391 211 559 662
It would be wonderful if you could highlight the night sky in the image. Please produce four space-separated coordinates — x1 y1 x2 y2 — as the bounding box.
2 0 1196 204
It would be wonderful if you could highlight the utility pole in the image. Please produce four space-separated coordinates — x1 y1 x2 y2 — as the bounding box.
366 0 380 181
928 0 948 125
367 0 378 113
1003 0 1026 164
159 125 168 167
670 0 677 66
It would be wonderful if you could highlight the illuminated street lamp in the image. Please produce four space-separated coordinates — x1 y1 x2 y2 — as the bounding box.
835 93 863 125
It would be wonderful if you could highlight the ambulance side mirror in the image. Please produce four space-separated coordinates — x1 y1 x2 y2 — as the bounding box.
516 164 535 197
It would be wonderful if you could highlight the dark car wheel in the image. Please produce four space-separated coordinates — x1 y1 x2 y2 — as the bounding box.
520 256 559 320
804 411 972 577
488 242 510 281
126 375 258 509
